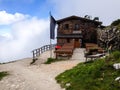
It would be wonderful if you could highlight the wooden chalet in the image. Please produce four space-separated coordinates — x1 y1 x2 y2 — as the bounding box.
56 15 102 48
31 15 104 61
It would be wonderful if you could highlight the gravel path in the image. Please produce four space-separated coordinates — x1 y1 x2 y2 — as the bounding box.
0 49 85 90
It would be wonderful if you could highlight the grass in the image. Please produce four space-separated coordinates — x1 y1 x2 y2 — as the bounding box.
0 71 9 80
44 58 63 64
55 51 120 90
44 58 56 64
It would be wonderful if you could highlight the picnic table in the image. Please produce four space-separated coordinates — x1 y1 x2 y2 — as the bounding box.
54 43 74 59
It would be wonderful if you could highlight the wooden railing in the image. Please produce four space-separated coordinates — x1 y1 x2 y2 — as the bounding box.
32 44 56 61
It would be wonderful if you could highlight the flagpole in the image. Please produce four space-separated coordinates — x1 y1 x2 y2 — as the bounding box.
50 38 52 58
49 12 56 58
50 12 52 58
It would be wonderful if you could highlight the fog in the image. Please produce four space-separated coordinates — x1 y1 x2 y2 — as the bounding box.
0 11 51 62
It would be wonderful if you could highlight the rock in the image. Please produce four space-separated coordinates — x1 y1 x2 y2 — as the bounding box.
115 77 120 82
113 63 120 69
66 83 71 87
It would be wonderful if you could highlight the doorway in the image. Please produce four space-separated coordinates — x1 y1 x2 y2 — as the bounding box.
74 39 81 48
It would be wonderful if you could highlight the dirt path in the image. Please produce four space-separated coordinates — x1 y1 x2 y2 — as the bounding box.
0 58 80 90
0 49 86 90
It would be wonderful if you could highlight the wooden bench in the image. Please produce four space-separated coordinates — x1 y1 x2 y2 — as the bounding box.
54 43 74 59
85 43 106 62
85 53 105 62
85 43 105 53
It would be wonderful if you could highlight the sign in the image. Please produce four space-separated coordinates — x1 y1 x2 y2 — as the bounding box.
73 31 82 34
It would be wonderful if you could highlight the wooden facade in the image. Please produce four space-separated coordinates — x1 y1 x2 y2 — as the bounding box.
56 16 102 48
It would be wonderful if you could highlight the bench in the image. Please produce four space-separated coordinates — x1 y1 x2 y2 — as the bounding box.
54 43 74 59
84 43 106 62
85 43 105 53
85 53 105 62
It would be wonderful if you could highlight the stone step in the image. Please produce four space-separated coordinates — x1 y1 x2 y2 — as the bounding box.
70 48 86 62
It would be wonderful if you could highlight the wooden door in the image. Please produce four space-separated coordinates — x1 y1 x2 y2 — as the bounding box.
74 39 81 48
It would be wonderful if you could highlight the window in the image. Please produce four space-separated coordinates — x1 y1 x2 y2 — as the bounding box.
64 24 69 30
67 39 70 43
74 24 80 30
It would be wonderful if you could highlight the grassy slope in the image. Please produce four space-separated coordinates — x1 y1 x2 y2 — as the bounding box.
56 51 120 90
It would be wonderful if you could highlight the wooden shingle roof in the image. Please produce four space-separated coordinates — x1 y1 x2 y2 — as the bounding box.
57 15 102 25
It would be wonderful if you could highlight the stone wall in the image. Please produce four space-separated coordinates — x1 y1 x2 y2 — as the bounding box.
57 19 99 46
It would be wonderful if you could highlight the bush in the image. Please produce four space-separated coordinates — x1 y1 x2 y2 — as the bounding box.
44 58 64 64
112 51 120 60
0 71 9 80
111 19 120 26
44 58 56 64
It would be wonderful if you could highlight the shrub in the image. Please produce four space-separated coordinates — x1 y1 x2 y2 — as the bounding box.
112 51 120 60
0 71 9 80
44 58 56 64
111 19 120 26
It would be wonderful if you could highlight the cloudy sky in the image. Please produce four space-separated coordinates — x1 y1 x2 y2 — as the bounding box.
0 0 120 62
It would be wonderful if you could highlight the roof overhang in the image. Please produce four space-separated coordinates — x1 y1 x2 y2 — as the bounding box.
57 15 102 25
57 34 83 39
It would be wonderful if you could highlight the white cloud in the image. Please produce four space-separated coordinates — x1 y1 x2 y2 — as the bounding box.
0 11 51 63
50 0 120 25
0 10 29 25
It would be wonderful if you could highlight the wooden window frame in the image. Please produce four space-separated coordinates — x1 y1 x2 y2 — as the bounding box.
64 24 69 30
74 24 80 30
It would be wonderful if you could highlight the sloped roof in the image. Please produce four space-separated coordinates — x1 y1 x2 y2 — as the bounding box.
57 15 102 25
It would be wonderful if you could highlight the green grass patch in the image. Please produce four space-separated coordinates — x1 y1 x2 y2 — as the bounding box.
44 58 56 64
56 51 120 90
0 71 9 80
44 58 63 64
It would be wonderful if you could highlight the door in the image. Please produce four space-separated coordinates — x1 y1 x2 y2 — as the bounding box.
74 39 81 48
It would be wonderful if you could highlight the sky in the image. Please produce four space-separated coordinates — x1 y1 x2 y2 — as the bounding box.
0 0 120 62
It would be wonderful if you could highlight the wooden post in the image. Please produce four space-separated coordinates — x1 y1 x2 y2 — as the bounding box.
33 51 35 60
38 48 40 56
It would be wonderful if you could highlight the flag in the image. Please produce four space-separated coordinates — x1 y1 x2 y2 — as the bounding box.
50 15 56 39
